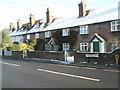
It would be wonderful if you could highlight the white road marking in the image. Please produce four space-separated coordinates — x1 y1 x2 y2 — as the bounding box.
81 67 97 70
0 62 20 67
57 65 80 68
104 70 120 72
37 68 100 82
50 64 96 70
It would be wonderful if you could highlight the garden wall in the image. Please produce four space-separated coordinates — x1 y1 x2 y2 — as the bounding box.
12 51 23 58
27 51 65 61
74 48 120 64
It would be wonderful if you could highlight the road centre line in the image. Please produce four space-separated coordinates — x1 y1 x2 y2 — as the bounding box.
0 62 20 67
37 68 100 82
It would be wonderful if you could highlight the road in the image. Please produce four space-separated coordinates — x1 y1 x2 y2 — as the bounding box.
1 58 119 88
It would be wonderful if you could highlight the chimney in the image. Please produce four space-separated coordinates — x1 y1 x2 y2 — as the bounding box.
9 23 15 31
78 0 87 17
46 7 54 24
17 19 22 30
29 14 35 26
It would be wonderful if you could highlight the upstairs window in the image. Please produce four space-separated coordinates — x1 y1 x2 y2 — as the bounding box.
27 34 30 39
80 25 89 35
20 36 23 42
80 42 88 51
45 31 51 38
111 20 120 32
35 33 39 39
62 28 70 36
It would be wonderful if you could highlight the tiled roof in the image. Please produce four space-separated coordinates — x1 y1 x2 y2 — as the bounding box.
10 3 119 36
44 3 119 31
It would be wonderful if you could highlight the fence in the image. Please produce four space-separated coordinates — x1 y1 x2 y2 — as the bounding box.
4 49 12 56
0 50 2 56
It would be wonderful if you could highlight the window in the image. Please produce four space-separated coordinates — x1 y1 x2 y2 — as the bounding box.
20 36 23 42
35 33 39 38
80 25 89 35
80 42 88 51
63 43 70 51
14 36 17 41
45 31 51 38
111 20 120 32
27 34 30 39
62 28 70 36
11 37 14 41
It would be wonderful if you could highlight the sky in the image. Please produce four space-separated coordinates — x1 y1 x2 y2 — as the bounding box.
0 0 119 30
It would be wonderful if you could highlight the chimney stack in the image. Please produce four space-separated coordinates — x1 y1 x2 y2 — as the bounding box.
9 23 15 31
17 19 22 30
78 0 87 17
46 7 54 24
29 14 35 26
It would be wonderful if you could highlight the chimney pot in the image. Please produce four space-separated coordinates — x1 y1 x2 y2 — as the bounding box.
78 0 87 17
46 7 54 24
30 14 35 26
10 23 15 31
17 19 22 30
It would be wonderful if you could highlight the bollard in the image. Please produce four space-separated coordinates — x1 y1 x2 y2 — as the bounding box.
115 55 119 65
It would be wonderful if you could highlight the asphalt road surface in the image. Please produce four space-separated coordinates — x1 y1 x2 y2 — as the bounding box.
1 58 119 88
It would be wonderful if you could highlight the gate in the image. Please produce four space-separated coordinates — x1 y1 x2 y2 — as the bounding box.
65 51 74 63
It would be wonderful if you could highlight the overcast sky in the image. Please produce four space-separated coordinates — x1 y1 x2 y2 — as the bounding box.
0 0 119 30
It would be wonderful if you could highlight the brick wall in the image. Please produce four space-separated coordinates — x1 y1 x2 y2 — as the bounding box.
12 51 23 58
74 49 120 64
27 51 65 61
74 21 120 52
30 33 35 41
39 32 45 39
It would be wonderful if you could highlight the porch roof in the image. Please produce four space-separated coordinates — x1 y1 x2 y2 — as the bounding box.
89 33 106 43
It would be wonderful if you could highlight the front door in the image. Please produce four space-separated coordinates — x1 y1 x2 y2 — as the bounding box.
93 42 99 52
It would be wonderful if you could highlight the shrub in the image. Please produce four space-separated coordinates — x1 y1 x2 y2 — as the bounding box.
7 44 20 51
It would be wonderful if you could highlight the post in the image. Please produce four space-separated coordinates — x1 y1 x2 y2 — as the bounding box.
115 55 119 65
23 49 24 59
64 49 67 62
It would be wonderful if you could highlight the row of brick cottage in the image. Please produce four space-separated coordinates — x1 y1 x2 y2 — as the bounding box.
9 0 120 53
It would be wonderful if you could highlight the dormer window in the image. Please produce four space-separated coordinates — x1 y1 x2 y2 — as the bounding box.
62 28 70 36
80 25 89 35
111 20 120 32
45 31 51 38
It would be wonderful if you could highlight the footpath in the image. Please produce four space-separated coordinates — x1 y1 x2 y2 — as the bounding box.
2 56 120 71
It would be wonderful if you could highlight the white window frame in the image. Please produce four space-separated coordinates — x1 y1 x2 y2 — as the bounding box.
20 36 23 42
11 37 14 41
80 25 89 35
111 20 120 32
63 43 70 51
62 28 70 36
27 34 30 39
80 42 88 51
14 36 17 42
45 31 51 38
35 33 39 39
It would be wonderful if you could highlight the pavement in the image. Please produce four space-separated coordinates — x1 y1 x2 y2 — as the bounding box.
2 56 119 71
